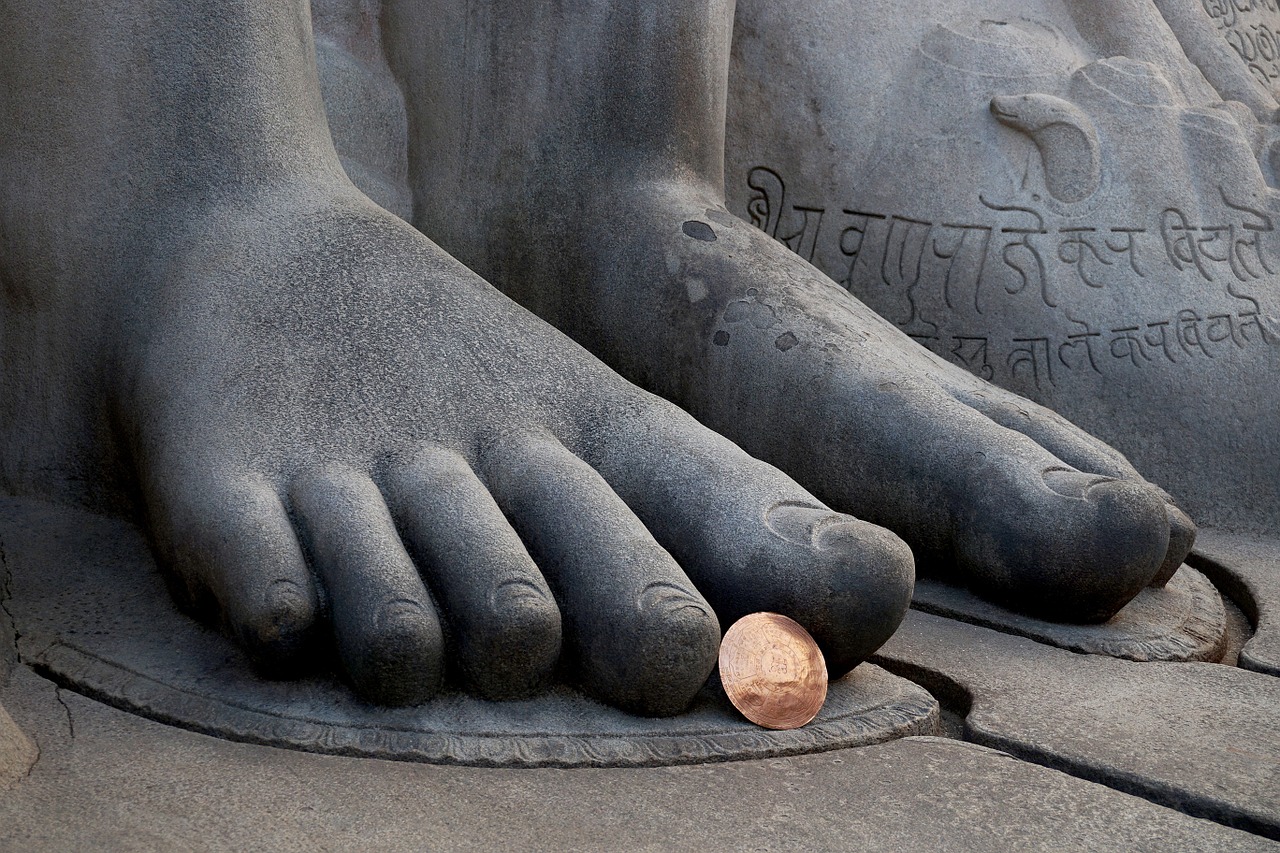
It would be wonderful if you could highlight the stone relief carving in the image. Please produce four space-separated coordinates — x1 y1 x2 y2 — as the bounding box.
0 0 1211 734
728 2 1280 533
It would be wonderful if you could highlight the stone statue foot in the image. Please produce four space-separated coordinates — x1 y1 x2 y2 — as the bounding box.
116 188 917 712
392 0 1191 624
438 182 1189 622
0 1 912 714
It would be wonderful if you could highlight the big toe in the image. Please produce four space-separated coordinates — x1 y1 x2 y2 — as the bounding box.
1152 502 1197 587
483 432 721 716
954 466 1170 622
587 403 916 676
803 380 1172 623
955 385 1196 590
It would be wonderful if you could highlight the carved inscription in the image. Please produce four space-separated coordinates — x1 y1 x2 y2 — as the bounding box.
1201 0 1280 88
903 310 1274 389
745 166 1279 389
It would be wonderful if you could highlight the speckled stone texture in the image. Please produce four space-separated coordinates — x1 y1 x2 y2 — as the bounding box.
0 520 34 789
0 702 36 790
2 665 1274 852
876 609 1280 839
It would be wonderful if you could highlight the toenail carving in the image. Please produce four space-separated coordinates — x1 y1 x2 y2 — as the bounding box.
637 581 710 618
264 579 310 627
1042 467 1115 499
764 501 850 546
377 598 431 632
490 578 549 610
681 220 717 241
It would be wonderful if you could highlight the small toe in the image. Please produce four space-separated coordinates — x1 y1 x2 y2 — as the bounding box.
483 433 720 716
955 386 1144 481
291 464 444 706
960 466 1170 622
386 445 561 700
145 473 321 675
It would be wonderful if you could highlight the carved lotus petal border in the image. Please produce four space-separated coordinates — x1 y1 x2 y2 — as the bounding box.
30 642 938 768
911 565 1227 663
2 498 938 768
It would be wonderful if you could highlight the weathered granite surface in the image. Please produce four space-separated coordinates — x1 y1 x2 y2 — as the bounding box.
726 0 1280 535
912 564 1227 661
0 702 36 790
876 609 1280 838
0 0 924 714
0 497 938 767
0 513 33 789
3 666 1273 852
1189 529 1280 676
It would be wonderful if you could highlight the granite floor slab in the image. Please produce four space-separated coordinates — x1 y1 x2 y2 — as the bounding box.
875 610 1280 838
911 565 1227 662
1189 531 1280 677
1 666 1272 853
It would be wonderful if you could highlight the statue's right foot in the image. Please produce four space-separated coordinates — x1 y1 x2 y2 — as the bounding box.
119 185 912 712
0 0 913 712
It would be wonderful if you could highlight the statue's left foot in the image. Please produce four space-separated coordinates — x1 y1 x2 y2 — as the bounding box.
391 0 1193 622
428 181 1191 622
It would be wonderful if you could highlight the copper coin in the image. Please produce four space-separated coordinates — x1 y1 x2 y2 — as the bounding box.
719 612 828 730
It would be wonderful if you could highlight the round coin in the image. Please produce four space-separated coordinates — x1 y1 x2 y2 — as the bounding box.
719 612 828 730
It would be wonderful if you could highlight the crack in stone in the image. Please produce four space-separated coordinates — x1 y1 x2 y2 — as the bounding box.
0 537 21 667
52 687 74 741
1 743 39 790
23 743 39 781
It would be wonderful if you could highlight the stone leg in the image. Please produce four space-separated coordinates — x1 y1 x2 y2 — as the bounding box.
0 0 916 713
383 0 1191 623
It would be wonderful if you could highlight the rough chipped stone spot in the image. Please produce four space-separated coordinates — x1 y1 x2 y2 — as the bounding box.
681 220 716 242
